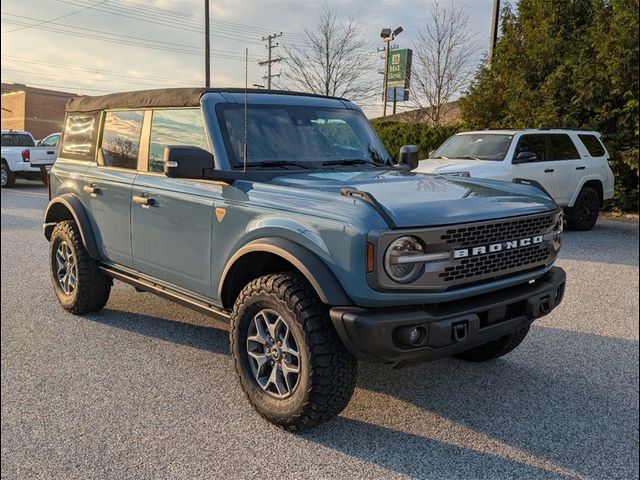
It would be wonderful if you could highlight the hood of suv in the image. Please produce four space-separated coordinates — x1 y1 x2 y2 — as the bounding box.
415 158 486 174
269 169 557 228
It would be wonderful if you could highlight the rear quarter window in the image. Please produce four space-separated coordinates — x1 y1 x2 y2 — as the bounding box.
578 134 606 157
1 133 34 147
61 113 100 161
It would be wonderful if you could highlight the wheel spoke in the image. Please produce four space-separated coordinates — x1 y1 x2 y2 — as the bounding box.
248 350 270 371
268 366 287 396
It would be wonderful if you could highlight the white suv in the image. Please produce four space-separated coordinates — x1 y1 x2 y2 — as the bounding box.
414 129 615 230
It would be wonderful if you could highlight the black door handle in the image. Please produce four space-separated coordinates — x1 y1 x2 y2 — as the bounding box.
132 194 155 207
47 150 55 155
82 184 100 196
576 166 586 170
544 169 554 173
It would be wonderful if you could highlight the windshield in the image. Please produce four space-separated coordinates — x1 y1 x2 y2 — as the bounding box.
432 134 514 161
216 104 391 168
1 133 34 147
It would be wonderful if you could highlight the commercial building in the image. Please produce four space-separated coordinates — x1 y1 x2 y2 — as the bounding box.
1 83 77 139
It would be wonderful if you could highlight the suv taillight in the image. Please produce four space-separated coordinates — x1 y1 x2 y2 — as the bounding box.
21 149 30 161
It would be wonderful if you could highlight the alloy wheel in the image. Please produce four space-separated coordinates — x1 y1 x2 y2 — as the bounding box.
578 191 599 225
55 241 77 295
246 309 301 398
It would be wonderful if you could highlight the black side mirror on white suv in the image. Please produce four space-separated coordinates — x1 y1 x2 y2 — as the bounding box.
513 151 538 164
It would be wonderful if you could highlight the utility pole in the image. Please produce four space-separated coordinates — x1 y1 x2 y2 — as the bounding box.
259 32 282 90
204 0 210 87
488 0 500 67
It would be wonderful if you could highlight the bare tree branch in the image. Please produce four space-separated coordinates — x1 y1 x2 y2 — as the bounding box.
412 1 479 124
281 7 376 103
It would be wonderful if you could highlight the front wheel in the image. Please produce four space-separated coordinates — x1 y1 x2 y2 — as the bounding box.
230 272 357 430
566 186 600 231
1 162 15 188
455 326 530 362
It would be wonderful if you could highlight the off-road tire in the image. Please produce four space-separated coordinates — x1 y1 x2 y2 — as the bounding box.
1 162 15 188
230 272 357 430
455 325 530 362
49 220 112 314
566 186 600 231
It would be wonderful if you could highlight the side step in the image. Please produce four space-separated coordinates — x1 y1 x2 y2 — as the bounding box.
100 265 230 323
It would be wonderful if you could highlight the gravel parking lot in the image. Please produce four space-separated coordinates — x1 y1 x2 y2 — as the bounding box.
1 182 638 480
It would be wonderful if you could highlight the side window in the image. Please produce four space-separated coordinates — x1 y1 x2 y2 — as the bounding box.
313 118 361 150
101 110 144 169
148 109 208 172
515 134 546 161
578 134 606 157
42 134 60 147
547 134 580 160
61 113 99 160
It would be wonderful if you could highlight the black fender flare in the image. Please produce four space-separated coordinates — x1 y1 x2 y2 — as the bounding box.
219 237 353 306
43 194 101 260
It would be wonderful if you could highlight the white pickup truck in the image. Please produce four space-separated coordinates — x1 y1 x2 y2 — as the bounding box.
415 129 615 230
1 130 60 188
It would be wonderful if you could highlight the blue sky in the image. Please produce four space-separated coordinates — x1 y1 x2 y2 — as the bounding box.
1 0 494 116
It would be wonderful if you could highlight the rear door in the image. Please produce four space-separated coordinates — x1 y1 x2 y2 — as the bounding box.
82 110 143 267
131 108 217 298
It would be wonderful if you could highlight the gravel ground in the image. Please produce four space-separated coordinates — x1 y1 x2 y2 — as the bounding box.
1 182 638 480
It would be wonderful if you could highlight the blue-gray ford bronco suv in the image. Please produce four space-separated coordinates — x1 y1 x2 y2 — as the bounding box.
44 88 566 430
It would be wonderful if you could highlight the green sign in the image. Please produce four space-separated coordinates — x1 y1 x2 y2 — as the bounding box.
386 48 412 89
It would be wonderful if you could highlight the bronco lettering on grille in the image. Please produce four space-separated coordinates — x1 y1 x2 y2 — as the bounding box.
453 236 544 259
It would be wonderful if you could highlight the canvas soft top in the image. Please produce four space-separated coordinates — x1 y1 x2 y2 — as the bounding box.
65 87 348 113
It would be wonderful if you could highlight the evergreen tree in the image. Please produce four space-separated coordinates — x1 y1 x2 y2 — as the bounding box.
460 0 639 211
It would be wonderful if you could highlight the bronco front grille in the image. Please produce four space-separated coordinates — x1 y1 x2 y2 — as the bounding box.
370 210 563 292
439 243 550 283
441 215 555 248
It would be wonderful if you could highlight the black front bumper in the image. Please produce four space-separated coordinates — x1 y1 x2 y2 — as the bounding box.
330 267 566 367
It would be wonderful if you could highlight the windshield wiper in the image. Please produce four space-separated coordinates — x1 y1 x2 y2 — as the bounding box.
433 155 450 160
322 159 384 167
457 155 483 161
244 161 312 170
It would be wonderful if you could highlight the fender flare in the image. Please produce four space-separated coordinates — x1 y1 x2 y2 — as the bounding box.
219 237 353 306
43 194 101 260
568 177 604 208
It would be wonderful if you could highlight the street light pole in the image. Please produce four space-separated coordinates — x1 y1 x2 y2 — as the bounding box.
382 36 391 117
205 0 210 87
380 26 402 117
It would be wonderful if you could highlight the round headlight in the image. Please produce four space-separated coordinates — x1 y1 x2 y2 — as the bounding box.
384 236 425 283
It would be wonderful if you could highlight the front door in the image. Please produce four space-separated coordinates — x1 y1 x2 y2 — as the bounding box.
512 134 557 199
130 107 216 298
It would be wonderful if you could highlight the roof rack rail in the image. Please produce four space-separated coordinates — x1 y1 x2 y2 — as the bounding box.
538 126 593 131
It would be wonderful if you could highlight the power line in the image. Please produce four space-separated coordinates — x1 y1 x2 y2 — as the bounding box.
1 0 106 33
1 16 261 61
259 33 282 90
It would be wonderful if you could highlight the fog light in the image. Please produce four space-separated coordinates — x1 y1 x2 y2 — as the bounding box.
396 325 427 347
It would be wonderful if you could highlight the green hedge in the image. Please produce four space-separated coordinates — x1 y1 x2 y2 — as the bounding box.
371 120 461 161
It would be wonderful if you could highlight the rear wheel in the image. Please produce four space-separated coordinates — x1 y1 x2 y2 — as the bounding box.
49 220 112 314
566 186 600 231
455 326 530 362
230 272 357 430
1 162 15 188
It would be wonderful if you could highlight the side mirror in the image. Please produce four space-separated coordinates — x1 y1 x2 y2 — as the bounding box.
398 144 419 170
164 146 214 178
513 151 538 164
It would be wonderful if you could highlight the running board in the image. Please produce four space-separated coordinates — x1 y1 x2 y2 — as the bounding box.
100 266 230 322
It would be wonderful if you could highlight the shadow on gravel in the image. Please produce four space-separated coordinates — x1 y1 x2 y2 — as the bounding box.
306 325 638 480
86 308 230 357
84 300 638 479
